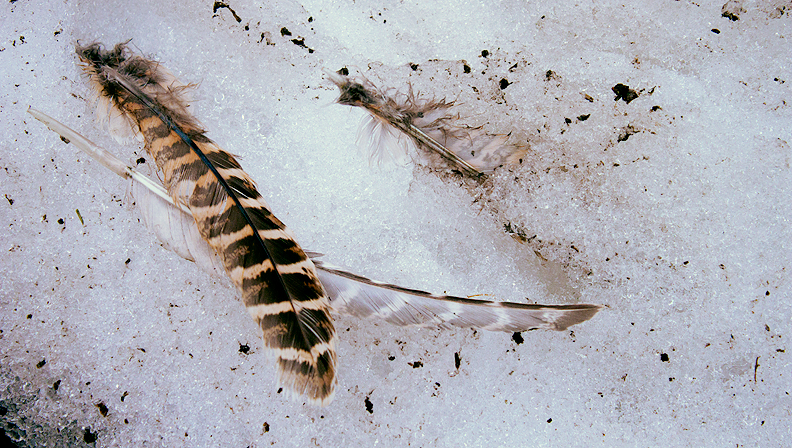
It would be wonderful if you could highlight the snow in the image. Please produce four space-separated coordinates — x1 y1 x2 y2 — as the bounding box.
1 0 790 446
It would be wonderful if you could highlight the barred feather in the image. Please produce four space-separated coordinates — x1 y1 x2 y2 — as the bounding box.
328 72 528 177
76 43 336 405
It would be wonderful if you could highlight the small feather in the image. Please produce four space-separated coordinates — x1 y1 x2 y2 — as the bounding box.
328 71 528 176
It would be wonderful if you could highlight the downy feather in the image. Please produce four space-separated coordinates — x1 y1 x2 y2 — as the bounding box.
29 108 602 342
327 72 528 177
75 42 336 405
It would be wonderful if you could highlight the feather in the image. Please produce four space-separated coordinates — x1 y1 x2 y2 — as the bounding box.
28 108 602 338
313 260 602 332
75 42 336 405
327 71 528 177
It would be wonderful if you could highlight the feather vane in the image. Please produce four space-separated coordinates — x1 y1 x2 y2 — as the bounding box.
75 43 336 404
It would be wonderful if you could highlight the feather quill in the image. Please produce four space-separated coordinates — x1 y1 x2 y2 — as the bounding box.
28 107 602 340
75 42 336 405
328 72 528 177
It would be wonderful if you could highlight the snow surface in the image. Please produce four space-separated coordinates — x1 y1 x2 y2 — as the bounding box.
1 0 790 446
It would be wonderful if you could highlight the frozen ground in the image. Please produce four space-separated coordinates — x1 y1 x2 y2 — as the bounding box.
1 0 790 446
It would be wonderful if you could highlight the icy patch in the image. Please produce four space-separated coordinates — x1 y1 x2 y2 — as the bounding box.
1 0 790 447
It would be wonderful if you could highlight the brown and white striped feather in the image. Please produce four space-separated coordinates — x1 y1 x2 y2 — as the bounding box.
76 43 336 405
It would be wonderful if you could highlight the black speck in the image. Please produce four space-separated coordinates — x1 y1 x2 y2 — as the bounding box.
454 352 461 370
277 387 283 394
660 353 669 362
387 355 395 361
651 105 662 112
618 125 637 142
290 37 314 53
463 63 471 73
263 422 270 432
364 396 374 414
27 314 32 319
577 114 590 121
409 361 423 368
308 16 313 23
83 427 97 443
612 83 638 103
57 218 64 225
765 291 770 296
711 28 720 34
239 343 250 354
280 27 291 36
212 2 241 22
545 70 559 81
121 391 128 402
4 194 13 205
499 78 511 90
338 67 349 76
135 157 146 165
36 359 46 368
410 63 419 71
564 117 572 124
546 418 552 423
53 379 61 391
512 332 524 345
722 7 741 21
96 402 108 417
480 49 489 58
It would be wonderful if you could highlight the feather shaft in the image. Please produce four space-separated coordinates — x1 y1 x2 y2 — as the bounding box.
27 107 182 211
394 120 480 176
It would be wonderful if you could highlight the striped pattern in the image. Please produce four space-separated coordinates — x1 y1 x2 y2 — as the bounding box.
77 43 336 404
